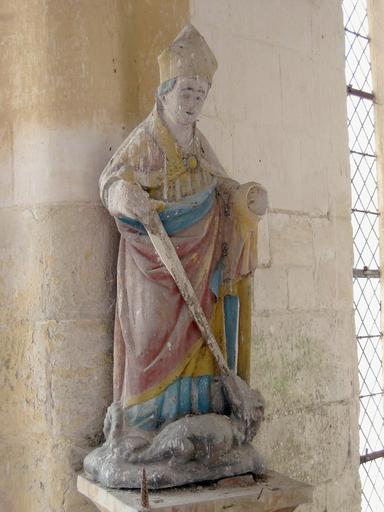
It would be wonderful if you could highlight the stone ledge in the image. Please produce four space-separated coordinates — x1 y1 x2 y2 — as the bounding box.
77 470 313 512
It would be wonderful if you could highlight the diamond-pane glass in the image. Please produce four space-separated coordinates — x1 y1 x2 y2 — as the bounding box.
343 0 369 38
344 1 384 511
352 212 380 269
353 278 381 337
351 154 378 212
360 460 384 512
345 30 372 92
358 338 384 399
347 95 376 155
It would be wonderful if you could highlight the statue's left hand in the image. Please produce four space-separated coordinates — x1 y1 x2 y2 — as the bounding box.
244 183 268 216
231 182 268 221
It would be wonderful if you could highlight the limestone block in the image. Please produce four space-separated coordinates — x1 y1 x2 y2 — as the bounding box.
294 482 326 512
190 0 231 33
235 41 282 131
133 0 189 116
256 213 272 268
252 310 356 412
1 320 112 442
306 65 345 140
299 134 330 216
312 217 354 310
326 468 362 512
197 115 233 175
232 121 284 210
0 208 43 323
335 244 354 310
318 135 351 221
310 0 345 71
287 267 315 311
0 121 13 207
4 1 139 123
36 205 118 321
255 401 357 486
193 0 312 56
13 122 133 205
31 319 112 440
311 218 337 266
194 30 244 123
0 437 93 512
313 259 337 310
0 205 118 323
34 319 112 371
278 50 315 134
254 267 288 311
296 467 361 512
35 438 98 512
232 123 323 214
0 441 31 512
268 213 314 268
327 161 352 219
51 369 111 441
197 29 282 126
0 322 48 436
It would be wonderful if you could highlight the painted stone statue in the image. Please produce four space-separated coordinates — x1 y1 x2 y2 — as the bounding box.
84 24 268 489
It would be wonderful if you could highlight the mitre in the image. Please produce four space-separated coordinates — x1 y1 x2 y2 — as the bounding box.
158 24 218 84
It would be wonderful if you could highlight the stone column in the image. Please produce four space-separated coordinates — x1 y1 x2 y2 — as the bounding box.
0 1 187 511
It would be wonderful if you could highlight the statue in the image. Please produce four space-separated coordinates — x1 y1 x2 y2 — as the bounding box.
83 24 268 489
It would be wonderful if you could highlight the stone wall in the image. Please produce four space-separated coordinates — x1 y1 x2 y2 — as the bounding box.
190 0 361 511
0 1 361 511
0 1 188 511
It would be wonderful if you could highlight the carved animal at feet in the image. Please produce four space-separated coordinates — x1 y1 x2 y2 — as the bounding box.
102 379 264 465
128 384 265 464
128 413 244 464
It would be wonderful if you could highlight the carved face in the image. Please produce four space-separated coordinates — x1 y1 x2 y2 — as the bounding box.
161 76 209 126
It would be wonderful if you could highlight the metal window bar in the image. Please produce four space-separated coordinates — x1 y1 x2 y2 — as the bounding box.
343 1 384 510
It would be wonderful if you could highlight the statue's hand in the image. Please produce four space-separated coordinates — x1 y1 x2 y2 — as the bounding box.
107 180 165 220
232 182 268 218
246 183 268 216
150 199 166 212
107 180 141 218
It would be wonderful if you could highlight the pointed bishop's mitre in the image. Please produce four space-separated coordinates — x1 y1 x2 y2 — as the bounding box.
158 24 218 84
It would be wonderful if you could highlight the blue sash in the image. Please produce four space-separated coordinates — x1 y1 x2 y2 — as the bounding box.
118 186 215 235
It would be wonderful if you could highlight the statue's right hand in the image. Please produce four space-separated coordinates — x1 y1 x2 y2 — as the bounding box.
107 180 167 225
150 199 166 212
107 180 154 220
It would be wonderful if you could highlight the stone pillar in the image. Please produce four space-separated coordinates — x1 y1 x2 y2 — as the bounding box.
190 1 361 510
0 1 187 511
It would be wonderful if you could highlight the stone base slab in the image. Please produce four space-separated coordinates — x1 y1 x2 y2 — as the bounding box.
77 470 313 512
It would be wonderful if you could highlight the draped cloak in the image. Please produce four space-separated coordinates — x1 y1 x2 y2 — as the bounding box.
100 106 259 430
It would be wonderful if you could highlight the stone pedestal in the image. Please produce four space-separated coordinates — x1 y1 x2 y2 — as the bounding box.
77 471 313 512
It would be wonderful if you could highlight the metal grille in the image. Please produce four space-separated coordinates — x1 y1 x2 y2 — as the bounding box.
343 1 384 510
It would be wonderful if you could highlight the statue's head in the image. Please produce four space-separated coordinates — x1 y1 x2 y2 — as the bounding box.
157 76 209 126
157 24 217 126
